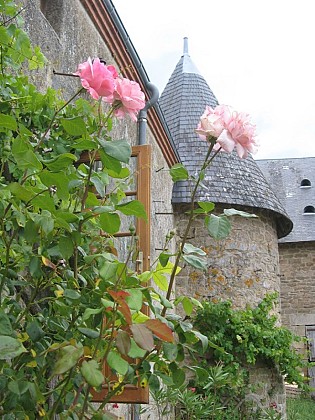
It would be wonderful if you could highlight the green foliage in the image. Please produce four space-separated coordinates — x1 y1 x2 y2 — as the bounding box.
0 2 209 418
287 397 315 420
193 293 309 390
148 363 283 420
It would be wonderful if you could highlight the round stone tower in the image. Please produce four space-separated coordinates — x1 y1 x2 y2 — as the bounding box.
159 38 293 416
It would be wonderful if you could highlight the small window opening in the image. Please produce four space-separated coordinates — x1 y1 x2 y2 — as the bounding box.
300 179 312 188
303 205 315 214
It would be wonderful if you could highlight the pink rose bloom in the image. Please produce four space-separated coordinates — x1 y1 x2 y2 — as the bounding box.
195 105 225 140
111 77 145 121
196 104 258 159
75 57 116 101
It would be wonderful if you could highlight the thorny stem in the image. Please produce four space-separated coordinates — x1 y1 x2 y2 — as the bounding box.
79 310 117 419
0 6 26 26
48 367 75 418
35 87 84 152
161 138 221 316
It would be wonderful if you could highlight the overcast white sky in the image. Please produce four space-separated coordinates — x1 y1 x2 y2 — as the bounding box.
113 0 315 160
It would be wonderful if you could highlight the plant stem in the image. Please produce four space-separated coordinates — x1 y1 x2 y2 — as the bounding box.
35 87 84 151
161 139 220 316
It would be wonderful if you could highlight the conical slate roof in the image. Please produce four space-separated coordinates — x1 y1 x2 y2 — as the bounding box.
159 38 292 238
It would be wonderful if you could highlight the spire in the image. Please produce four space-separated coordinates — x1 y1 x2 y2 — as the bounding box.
159 39 292 238
181 37 201 75
183 37 189 55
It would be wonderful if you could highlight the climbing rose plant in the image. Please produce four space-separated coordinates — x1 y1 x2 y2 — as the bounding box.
1 2 304 420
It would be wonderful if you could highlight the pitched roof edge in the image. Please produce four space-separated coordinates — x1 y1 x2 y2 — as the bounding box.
79 0 180 167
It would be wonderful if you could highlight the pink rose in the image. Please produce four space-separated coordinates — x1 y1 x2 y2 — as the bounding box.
195 105 225 140
196 104 258 159
112 77 145 121
75 57 116 101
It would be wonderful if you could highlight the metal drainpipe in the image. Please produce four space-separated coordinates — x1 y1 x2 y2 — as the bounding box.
138 81 160 145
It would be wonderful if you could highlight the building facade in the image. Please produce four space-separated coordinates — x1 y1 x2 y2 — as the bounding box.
258 158 315 392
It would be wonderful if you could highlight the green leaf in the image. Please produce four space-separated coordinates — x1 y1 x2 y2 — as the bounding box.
223 208 258 218
8 183 33 201
0 311 13 336
132 311 150 323
26 321 44 342
171 367 186 387
33 211 54 234
182 254 207 271
197 201 215 213
82 307 103 321
12 136 42 171
192 366 211 384
59 236 74 260
205 214 231 239
183 243 206 256
170 163 189 182
117 200 147 220
152 261 181 291
163 342 178 362
0 336 27 359
102 139 131 163
39 170 71 200
182 297 194 316
192 330 209 353
90 175 107 198
72 137 97 150
152 271 168 291
127 338 146 358
44 153 77 171
61 117 87 136
159 252 171 267
78 328 100 339
24 220 39 243
81 360 104 388
107 166 130 179
100 150 122 173
107 351 129 375
99 212 121 234
155 371 173 386
125 289 143 311
8 380 30 396
53 345 83 375
99 261 118 281
0 113 17 131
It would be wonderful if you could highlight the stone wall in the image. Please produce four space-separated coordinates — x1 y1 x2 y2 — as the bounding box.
174 203 286 415
279 241 315 363
174 204 281 308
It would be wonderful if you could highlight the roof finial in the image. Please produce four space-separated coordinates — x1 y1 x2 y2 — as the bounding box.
183 37 189 55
